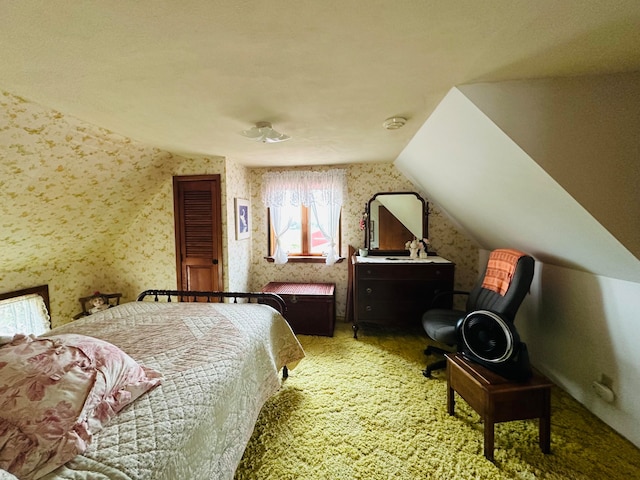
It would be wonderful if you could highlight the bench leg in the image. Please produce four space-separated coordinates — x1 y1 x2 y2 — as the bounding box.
484 420 495 461
538 406 551 453
539 417 551 454
539 392 551 453
447 385 455 415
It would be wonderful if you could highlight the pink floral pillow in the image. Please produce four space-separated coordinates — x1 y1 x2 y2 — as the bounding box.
0 333 162 479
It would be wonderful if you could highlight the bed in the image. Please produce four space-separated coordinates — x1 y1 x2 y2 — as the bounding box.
0 287 305 480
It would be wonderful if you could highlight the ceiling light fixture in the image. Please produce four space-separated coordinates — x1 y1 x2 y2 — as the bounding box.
240 121 290 143
383 117 407 130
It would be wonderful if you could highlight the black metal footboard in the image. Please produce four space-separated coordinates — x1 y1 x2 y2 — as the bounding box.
136 289 286 315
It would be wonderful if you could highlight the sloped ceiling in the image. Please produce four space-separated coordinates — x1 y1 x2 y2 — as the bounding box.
457 73 640 261
395 80 640 283
1 1 639 167
0 92 181 271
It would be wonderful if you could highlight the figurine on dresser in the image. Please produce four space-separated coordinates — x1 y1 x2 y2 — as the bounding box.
419 238 430 258
406 239 420 259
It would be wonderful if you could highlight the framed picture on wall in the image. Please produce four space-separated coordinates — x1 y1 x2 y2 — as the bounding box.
235 198 250 240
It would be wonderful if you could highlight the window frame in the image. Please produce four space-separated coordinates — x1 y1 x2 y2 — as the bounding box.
266 206 343 262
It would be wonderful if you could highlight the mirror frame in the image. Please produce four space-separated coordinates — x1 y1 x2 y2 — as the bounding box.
364 191 428 256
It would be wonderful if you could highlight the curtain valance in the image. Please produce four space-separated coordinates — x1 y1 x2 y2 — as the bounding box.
261 169 347 208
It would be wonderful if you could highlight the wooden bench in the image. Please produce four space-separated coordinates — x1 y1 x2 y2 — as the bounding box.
446 353 552 461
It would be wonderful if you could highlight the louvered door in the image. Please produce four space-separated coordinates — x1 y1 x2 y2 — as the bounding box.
173 175 223 293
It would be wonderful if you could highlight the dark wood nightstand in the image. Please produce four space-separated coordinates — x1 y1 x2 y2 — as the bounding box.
446 353 552 461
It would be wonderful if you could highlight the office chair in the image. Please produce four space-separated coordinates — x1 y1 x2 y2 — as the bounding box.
422 249 534 377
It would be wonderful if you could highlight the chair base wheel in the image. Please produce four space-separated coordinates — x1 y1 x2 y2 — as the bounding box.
423 358 447 378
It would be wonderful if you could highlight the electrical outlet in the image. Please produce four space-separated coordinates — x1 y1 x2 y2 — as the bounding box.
592 381 615 403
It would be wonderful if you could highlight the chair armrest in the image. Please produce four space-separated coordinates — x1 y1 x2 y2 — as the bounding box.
431 290 470 308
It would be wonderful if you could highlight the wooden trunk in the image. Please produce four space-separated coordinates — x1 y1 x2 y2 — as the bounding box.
261 282 336 336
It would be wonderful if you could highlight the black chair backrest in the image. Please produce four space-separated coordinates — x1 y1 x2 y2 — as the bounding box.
466 255 535 322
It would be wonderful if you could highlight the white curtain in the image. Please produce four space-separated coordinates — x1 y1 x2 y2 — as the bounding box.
0 293 51 338
262 169 347 264
269 206 292 264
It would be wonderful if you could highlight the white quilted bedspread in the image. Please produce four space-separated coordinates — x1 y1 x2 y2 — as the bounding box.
34 301 304 480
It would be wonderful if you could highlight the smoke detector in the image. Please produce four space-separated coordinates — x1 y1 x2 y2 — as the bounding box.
383 117 407 130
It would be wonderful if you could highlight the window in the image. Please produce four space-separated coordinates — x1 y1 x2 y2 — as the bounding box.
268 204 341 257
262 169 346 265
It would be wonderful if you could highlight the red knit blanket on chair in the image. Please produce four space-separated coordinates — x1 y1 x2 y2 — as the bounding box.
481 249 526 296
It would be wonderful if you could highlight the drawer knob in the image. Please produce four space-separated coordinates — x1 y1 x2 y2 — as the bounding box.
365 305 372 312
290 295 298 304
366 269 372 275
366 287 372 294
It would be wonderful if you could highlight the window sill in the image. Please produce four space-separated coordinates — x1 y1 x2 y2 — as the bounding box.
264 256 345 264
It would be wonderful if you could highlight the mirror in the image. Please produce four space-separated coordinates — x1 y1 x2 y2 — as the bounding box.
365 191 428 255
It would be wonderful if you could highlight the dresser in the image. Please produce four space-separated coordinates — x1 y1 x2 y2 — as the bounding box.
352 255 454 337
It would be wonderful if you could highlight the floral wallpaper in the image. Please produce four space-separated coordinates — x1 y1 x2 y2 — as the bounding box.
1 89 477 327
110 157 227 304
0 90 225 325
223 158 252 292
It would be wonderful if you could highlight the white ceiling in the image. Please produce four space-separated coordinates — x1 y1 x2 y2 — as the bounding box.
1 1 639 167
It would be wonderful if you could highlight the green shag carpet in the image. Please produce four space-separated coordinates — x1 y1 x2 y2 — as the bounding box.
235 322 640 479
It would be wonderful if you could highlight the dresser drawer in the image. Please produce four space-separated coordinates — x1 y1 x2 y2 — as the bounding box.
357 278 453 325
357 280 395 300
356 299 421 324
358 277 454 299
357 263 454 281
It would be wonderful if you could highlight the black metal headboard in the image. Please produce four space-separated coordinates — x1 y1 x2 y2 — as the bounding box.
136 289 286 315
